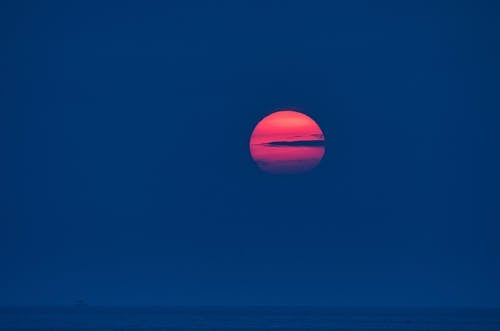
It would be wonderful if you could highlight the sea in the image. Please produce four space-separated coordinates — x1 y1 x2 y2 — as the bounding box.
0 306 499 331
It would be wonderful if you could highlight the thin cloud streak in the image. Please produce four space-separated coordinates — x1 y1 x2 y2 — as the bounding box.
262 140 325 147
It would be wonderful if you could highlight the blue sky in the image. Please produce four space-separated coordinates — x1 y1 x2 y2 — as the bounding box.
1 0 499 306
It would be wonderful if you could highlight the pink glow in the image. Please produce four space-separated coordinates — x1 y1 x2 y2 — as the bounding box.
249 110 325 174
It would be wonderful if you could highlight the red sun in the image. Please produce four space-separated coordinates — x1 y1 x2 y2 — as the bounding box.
249 110 325 174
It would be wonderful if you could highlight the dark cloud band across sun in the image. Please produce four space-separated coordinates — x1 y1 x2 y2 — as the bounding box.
263 140 325 147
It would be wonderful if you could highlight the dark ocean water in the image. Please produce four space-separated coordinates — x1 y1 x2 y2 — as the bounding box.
0 306 499 331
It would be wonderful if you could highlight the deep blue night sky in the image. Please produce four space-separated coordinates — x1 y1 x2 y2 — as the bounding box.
1 1 499 307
